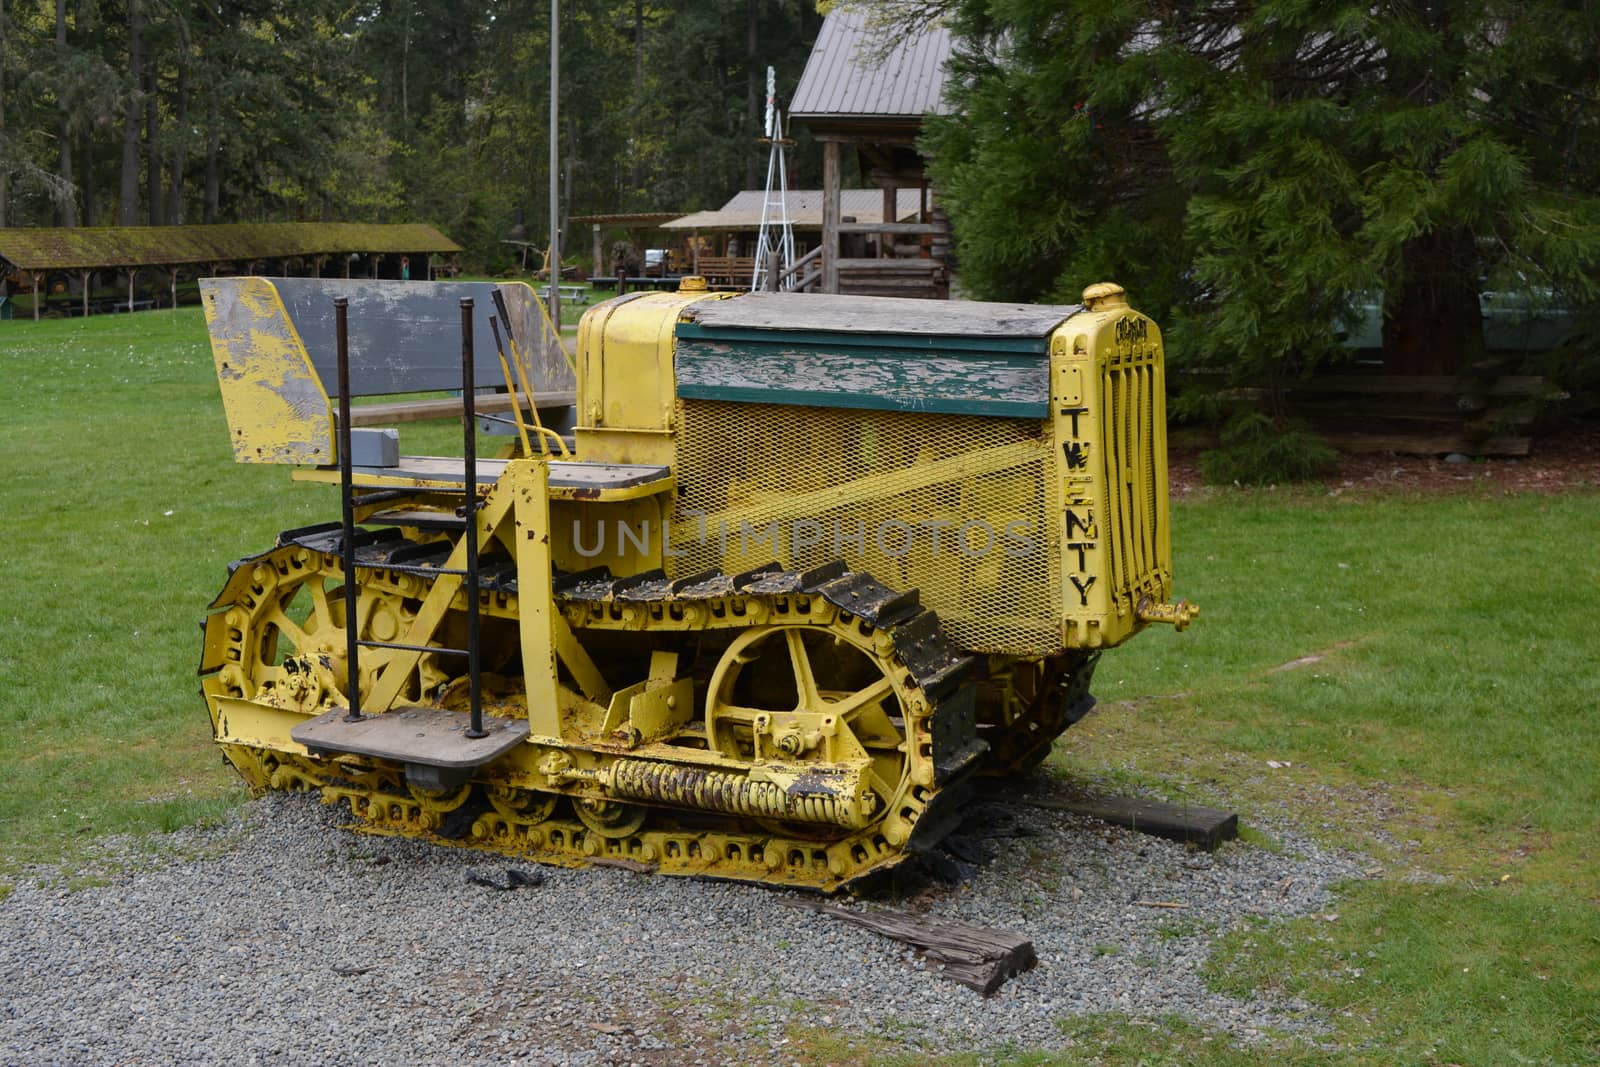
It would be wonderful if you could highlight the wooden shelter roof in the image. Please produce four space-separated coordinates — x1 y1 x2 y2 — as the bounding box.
664 189 924 231
0 222 461 272
568 212 681 226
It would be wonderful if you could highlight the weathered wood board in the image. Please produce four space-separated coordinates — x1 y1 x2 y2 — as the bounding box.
674 338 1052 417
1017 795 1239 851
678 291 1081 339
674 294 1086 417
785 900 1037 996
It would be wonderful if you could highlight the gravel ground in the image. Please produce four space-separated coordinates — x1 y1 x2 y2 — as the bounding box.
0 787 1368 1066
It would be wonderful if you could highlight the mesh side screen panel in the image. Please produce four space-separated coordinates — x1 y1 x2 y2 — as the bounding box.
673 400 1063 655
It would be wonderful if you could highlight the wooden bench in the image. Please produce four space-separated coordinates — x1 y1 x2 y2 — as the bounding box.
693 257 756 288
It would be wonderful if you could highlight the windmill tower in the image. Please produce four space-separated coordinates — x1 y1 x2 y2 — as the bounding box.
751 67 796 292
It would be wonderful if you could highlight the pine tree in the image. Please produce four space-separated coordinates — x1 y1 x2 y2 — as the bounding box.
925 1 1600 428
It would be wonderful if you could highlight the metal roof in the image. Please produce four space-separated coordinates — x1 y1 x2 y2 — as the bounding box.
663 189 925 231
0 222 462 272
568 212 681 226
790 8 954 120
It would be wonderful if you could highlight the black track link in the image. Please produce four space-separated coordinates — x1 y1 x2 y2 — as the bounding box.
555 558 984 788
553 557 980 765
264 523 979 714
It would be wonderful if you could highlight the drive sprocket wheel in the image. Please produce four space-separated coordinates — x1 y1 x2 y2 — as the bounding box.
704 617 927 841
206 544 451 715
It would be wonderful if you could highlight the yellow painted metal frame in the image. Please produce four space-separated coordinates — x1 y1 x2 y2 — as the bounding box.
574 289 732 466
201 277 334 465
1050 286 1173 648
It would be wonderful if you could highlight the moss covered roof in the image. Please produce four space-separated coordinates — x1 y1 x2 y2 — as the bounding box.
0 222 462 272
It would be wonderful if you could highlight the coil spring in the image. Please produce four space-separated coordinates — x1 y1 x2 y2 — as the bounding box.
608 759 855 827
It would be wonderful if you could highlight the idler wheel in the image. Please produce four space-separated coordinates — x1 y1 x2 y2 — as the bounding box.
574 798 647 839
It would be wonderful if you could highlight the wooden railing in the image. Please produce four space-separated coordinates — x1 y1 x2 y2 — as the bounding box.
692 256 756 288
780 247 824 292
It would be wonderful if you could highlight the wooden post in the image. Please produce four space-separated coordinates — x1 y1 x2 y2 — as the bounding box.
344 254 351 279
764 247 780 292
79 270 92 316
691 229 700 273
882 186 896 259
822 140 841 294
169 268 178 310
126 269 135 312
921 180 932 258
32 272 40 321
591 223 601 280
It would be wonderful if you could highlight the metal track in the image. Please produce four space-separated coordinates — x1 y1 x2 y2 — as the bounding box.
203 524 993 891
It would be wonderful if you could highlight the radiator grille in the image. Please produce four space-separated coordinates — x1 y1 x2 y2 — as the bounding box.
1099 349 1169 609
673 400 1062 655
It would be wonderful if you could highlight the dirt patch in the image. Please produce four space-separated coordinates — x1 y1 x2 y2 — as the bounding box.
1172 425 1600 497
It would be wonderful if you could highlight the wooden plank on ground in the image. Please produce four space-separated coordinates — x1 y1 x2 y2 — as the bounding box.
1016 795 1238 851
784 900 1035 995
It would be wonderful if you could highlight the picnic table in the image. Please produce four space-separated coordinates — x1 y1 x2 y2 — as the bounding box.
59 298 156 316
539 284 589 306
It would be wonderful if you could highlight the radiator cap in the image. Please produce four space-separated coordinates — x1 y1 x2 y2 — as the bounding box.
1083 282 1127 311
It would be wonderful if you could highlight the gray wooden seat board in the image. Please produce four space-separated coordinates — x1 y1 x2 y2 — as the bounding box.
340 457 669 491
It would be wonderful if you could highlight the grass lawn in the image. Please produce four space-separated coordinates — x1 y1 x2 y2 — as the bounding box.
1 308 1597 1064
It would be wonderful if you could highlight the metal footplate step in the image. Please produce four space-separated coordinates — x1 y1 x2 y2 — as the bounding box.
291 706 530 791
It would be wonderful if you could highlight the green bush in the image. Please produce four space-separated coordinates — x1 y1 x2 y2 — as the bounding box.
1199 410 1338 486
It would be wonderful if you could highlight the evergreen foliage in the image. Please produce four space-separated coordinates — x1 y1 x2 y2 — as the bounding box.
925 0 1600 472
0 1 822 270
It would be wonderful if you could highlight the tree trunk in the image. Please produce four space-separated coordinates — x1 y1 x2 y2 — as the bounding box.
204 93 219 223
166 53 188 225
80 133 95 225
1 0 10 228
630 0 642 194
400 2 410 130
56 0 78 226
144 52 161 225
1383 229 1483 376
118 0 144 225
745 0 760 190
562 118 576 242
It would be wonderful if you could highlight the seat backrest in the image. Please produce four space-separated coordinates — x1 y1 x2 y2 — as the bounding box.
201 276 574 464
258 277 558 396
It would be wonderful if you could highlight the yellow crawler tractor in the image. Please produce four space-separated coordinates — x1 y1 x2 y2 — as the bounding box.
198 277 1195 891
